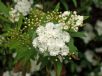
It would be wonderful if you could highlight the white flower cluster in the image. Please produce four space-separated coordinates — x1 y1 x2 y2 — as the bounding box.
84 50 98 66
9 8 20 22
9 0 33 22
62 11 84 31
3 71 30 76
14 0 33 16
95 20 102 36
82 23 95 44
32 22 70 56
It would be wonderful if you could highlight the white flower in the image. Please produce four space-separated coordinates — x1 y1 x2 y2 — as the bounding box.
76 15 84 26
84 50 97 66
13 72 22 76
14 0 19 3
98 66 102 76
95 20 102 35
3 71 22 76
26 73 31 76
12 52 17 58
82 23 95 44
10 0 33 22
30 55 41 72
3 71 31 76
95 47 102 53
35 4 43 9
62 11 71 17
76 66 82 72
32 22 70 56
90 72 95 76
9 8 20 22
61 11 84 31
50 70 56 76
30 60 41 73
14 0 33 16
83 32 95 44
3 71 11 76
0 36 5 45
84 23 93 32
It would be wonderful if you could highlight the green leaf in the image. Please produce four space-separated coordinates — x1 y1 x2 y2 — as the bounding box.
15 45 34 63
68 38 78 55
70 32 85 38
60 0 68 10
54 3 60 12
84 16 89 20
0 15 11 23
56 62 62 76
17 14 23 30
72 0 77 7
71 62 77 73
0 1 9 16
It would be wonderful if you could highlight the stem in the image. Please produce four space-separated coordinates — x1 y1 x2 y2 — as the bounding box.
0 70 4 76
46 66 50 76
54 64 58 76
61 65 66 76
54 62 63 76
22 70 26 76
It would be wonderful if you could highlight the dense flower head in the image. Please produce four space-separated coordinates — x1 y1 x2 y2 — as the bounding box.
14 0 33 16
32 22 70 56
9 0 33 22
9 8 20 22
26 9 84 32
61 11 84 31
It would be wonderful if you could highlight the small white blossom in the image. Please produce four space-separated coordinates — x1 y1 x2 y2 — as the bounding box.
84 50 97 66
76 15 84 26
98 66 102 76
82 23 95 44
62 11 84 31
76 66 82 72
3 71 22 76
35 4 43 9
9 0 33 22
12 52 17 58
62 11 71 17
32 22 70 56
3 71 11 76
83 32 95 44
12 72 22 76
95 47 102 53
30 55 41 72
14 0 19 3
95 20 102 35
50 70 56 76
14 0 33 16
90 72 95 76
26 73 31 76
9 8 20 22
